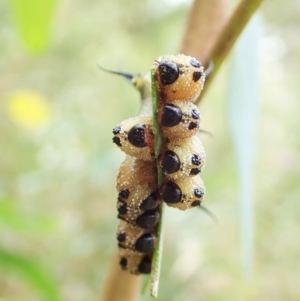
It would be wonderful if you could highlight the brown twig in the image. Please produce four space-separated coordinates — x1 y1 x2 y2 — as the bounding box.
180 0 230 68
195 0 265 103
100 249 142 301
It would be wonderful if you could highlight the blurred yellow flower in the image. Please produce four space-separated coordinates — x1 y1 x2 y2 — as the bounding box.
6 90 51 129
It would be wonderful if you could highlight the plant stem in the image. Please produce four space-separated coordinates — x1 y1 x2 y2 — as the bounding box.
196 0 265 103
100 249 142 301
180 0 230 68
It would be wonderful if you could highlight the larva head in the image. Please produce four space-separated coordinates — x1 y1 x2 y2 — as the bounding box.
160 176 205 210
112 115 155 161
153 54 205 102
160 135 206 180
119 249 152 274
158 100 201 139
117 221 157 253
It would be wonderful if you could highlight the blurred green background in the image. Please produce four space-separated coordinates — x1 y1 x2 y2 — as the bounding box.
0 0 300 300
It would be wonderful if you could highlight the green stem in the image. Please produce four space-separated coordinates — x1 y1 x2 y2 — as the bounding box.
149 67 164 298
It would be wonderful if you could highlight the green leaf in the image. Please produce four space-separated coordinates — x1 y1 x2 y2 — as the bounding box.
8 0 58 53
227 14 262 278
0 248 61 301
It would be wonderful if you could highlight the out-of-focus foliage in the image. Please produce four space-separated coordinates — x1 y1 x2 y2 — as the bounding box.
7 0 58 53
0 247 60 301
0 0 300 300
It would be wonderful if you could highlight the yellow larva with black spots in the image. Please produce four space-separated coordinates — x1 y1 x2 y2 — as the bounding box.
160 176 205 210
157 100 201 139
116 156 159 228
153 54 205 103
152 54 206 210
111 54 207 274
113 116 155 161
159 135 206 181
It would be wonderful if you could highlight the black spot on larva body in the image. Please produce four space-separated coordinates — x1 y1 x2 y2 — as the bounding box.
113 126 121 135
128 124 147 147
161 150 180 174
188 121 198 130
119 188 130 199
138 256 151 274
120 257 127 268
190 168 201 175
117 201 128 215
117 232 126 242
113 136 122 146
191 154 201 166
193 71 203 82
191 109 200 119
118 243 126 249
135 233 155 253
136 210 159 229
194 188 204 198
190 58 201 68
160 181 182 204
191 200 201 207
161 104 182 127
158 61 179 85
140 192 158 210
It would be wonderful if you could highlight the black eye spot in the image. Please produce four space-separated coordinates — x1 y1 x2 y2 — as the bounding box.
161 150 180 174
161 104 182 127
190 58 201 68
191 200 201 207
112 136 122 146
190 168 201 175
191 109 200 119
194 188 204 198
118 188 130 199
193 71 203 82
119 257 127 268
112 126 121 135
135 233 155 253
128 124 146 147
191 154 201 166
138 256 151 274
136 210 159 229
117 201 128 215
188 122 198 130
160 181 182 204
140 192 159 210
158 61 179 85
117 232 126 242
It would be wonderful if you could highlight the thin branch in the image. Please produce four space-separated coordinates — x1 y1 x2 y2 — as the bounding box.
180 0 230 68
196 0 265 103
100 249 142 301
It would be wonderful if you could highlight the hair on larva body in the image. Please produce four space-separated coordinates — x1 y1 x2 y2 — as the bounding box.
111 54 206 275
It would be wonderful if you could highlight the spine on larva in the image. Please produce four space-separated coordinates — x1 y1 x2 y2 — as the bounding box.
112 54 207 275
